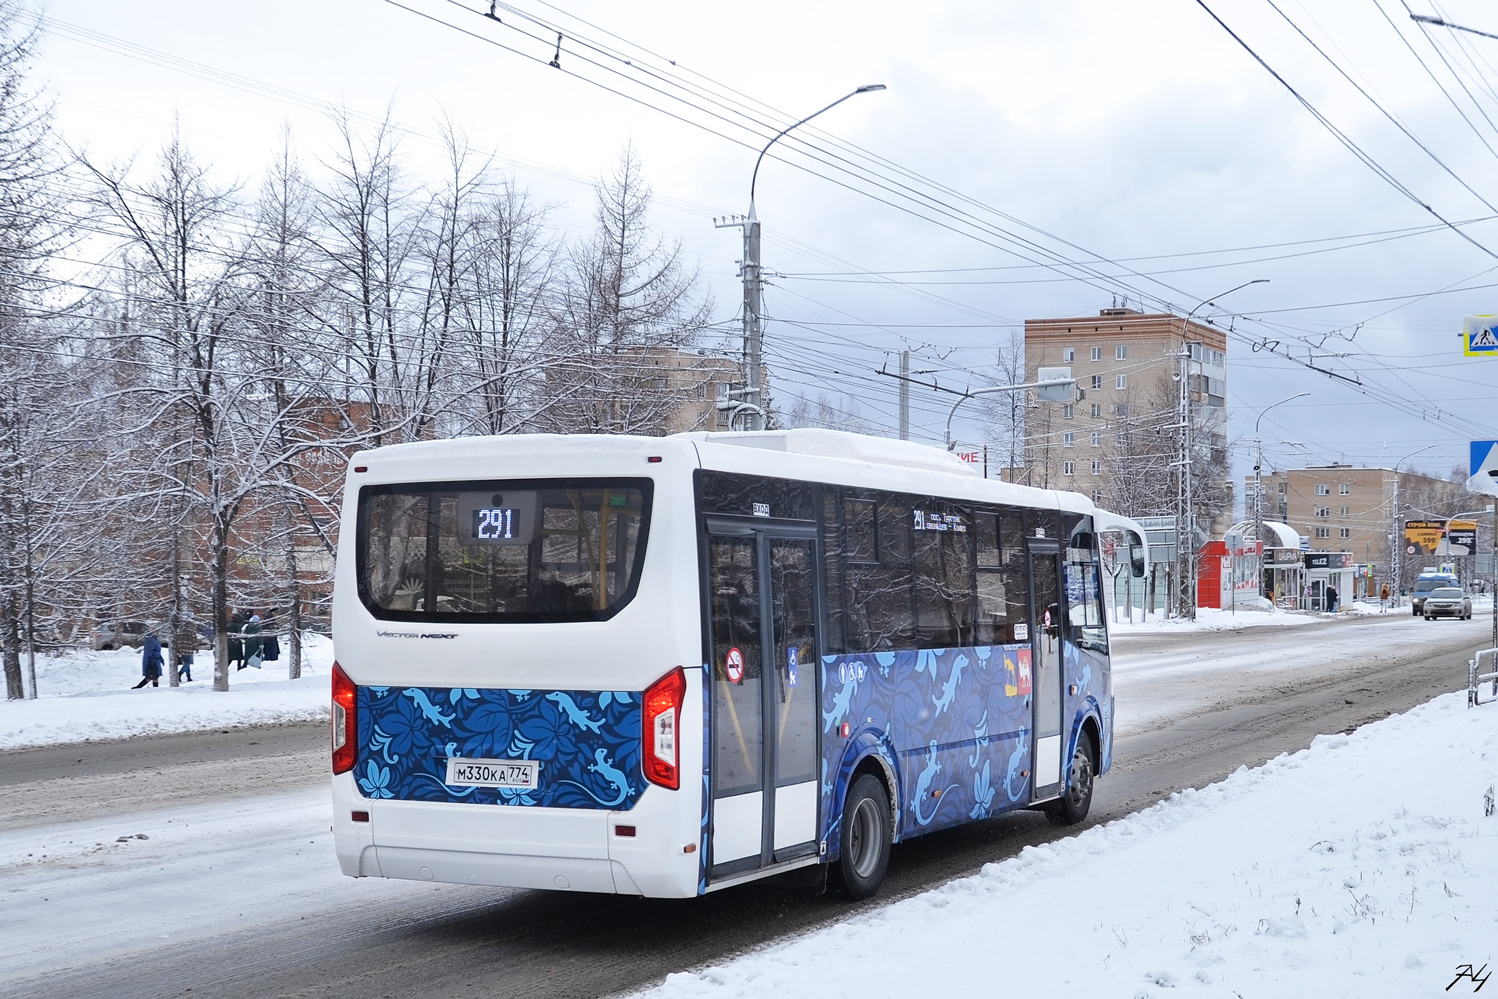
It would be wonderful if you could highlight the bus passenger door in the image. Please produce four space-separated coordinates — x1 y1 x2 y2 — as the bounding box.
1028 543 1066 800
705 524 820 879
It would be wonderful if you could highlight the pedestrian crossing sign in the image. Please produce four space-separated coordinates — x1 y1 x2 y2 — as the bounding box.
1463 315 1498 356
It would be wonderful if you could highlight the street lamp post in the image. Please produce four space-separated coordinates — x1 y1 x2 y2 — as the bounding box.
944 377 1076 452
1175 279 1269 619
1391 443 1439 607
728 84 886 432
1252 392 1309 609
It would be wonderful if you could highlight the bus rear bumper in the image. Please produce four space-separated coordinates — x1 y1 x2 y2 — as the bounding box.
373 845 632 893
332 773 698 897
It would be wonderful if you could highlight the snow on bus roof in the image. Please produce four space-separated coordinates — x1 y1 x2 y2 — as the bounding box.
682 428 1100 517
683 428 979 477
347 429 1135 529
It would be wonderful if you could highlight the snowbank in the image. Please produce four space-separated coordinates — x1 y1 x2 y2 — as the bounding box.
1112 595 1494 635
639 691 1498 998
1112 605 1318 634
0 635 334 750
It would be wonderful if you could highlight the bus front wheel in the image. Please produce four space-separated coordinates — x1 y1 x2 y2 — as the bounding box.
835 773 891 900
1046 735 1096 826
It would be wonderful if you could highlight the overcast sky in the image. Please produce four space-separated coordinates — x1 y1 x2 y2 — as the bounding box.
32 0 1498 510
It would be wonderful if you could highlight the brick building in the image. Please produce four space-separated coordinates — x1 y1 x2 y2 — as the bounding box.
1250 464 1470 591
1015 307 1233 535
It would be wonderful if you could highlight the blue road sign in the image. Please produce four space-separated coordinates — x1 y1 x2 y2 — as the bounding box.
1470 441 1498 497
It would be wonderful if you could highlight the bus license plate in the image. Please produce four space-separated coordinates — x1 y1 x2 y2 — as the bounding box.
445 757 539 789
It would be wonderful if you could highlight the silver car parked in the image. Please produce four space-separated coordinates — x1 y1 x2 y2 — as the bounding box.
90 620 151 650
1423 587 1472 620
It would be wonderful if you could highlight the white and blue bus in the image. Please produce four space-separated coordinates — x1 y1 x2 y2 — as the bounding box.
331 429 1147 899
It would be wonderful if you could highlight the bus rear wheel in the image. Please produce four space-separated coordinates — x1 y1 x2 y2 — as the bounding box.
1046 735 1096 826
835 773 891 900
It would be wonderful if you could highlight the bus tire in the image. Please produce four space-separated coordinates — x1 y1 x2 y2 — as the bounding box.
835 773 891 900
1046 734 1096 826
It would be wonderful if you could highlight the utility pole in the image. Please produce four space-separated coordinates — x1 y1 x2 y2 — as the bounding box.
722 84 885 432
1391 444 1437 608
898 349 910 441
1392 472 1401 606
1179 345 1195 620
742 210 763 429
1172 279 1268 620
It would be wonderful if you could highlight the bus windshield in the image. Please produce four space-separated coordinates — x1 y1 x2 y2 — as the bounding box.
356 478 652 623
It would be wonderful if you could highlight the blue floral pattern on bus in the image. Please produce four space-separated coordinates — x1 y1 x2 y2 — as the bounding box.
355 684 645 809
819 641 1107 848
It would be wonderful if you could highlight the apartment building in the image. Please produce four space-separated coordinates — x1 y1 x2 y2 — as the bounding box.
1016 307 1232 533
1250 464 1468 588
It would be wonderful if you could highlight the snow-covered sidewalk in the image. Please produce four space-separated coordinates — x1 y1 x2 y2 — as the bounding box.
0 636 333 750
639 691 1498 998
1110 595 1495 635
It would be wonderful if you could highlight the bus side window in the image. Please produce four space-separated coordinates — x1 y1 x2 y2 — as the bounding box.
1001 511 1029 632
975 570 1007 644
974 512 1001 569
845 566 913 651
844 497 876 563
1064 516 1108 654
844 492 915 653
877 497 909 564
914 503 973 649
821 488 847 656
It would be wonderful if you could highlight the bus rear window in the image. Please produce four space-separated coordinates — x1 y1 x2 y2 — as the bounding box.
356 479 652 623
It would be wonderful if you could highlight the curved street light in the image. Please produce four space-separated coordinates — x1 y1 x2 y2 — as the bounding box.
732 84 886 431
1249 392 1309 610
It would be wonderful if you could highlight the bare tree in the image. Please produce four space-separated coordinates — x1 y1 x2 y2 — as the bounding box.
981 329 1027 478
243 128 352 678
0 2 63 699
83 128 273 692
783 392 874 434
311 107 422 446
540 143 711 434
456 176 556 436
1101 383 1178 518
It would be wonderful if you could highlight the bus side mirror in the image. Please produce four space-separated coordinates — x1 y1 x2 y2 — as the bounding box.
1128 530 1147 579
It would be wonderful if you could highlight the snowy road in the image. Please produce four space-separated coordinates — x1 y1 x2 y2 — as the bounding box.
1 612 1488 998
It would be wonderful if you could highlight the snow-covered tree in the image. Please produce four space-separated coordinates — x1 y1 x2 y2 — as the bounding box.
539 144 712 434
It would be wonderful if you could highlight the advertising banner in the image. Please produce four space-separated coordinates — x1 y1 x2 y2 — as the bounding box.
1449 521 1479 555
1405 520 1445 556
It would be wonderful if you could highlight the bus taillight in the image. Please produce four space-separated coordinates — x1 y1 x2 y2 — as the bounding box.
642 667 687 790
332 662 357 775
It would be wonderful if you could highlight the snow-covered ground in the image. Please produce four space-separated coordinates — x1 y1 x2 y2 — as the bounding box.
4 666 1494 996
0 635 334 750
638 690 1498 998
3 604 1495 993
1111 595 1494 635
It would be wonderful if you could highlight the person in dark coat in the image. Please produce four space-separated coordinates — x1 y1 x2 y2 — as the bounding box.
227 609 247 669
133 633 164 689
1326 584 1338 613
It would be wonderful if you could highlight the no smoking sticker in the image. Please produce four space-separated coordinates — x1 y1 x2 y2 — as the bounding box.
725 647 744 684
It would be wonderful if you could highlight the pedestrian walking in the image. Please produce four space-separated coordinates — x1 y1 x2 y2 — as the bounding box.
132 631 164 689
1379 582 1390 613
1326 584 1339 613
